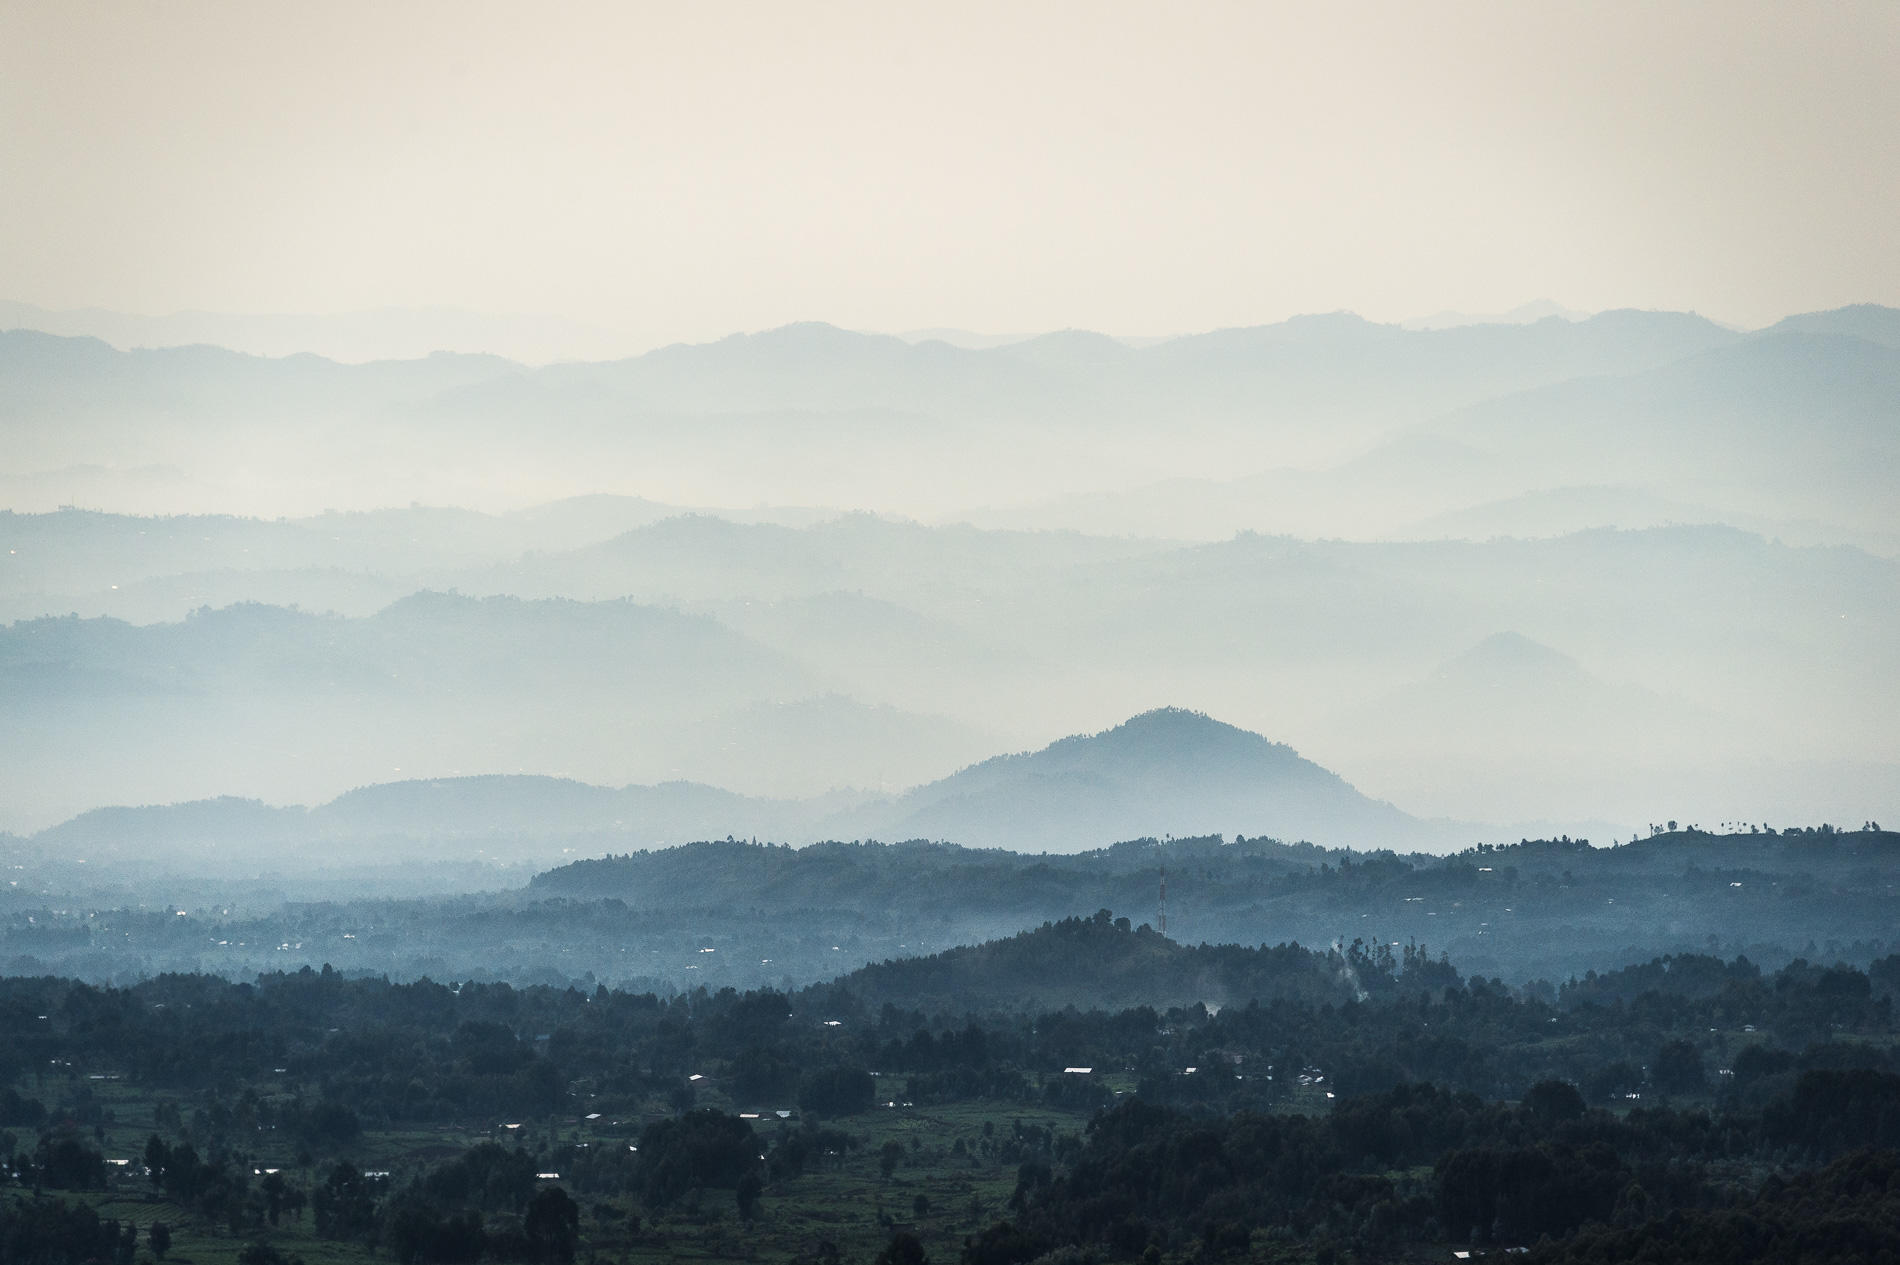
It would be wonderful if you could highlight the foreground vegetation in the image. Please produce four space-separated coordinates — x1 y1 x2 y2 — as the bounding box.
3 906 1899 1263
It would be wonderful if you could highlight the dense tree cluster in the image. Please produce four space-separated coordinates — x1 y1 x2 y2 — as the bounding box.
985 1071 1900 1262
0 1194 139 1265
1527 1148 1900 1265
2 912 1899 1262
10 828 1899 993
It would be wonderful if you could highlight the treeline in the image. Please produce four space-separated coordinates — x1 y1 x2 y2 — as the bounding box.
795 909 1461 1013
9 829 1900 994
5 916 1900 1262
13 828 1898 994
0 1196 141 1265
3 918 1897 1130
10 1071 1898 1265
982 1071 1900 1263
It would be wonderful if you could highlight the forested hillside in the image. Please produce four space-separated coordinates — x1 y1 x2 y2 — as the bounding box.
4 826 1894 996
3 914 1898 1264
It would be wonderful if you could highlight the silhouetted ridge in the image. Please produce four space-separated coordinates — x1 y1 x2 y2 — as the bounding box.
1767 302 1900 349
868 706 1438 851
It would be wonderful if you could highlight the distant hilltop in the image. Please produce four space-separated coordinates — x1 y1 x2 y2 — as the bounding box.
850 707 1453 851
22 706 1464 869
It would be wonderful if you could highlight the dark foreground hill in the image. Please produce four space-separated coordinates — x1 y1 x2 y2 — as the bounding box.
800 909 1458 1014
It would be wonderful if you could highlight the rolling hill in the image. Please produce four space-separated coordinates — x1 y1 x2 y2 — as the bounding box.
20 708 1461 881
840 708 1462 852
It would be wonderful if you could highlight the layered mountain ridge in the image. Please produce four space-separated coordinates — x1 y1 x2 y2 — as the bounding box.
17 708 1462 880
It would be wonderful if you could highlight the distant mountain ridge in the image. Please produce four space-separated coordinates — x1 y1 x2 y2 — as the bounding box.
6 299 1896 907
1766 302 1900 349
1423 329 1900 483
0 304 1774 519
28 775 831 873
0 305 1750 438
7 305 1893 553
0 299 634 364
5 521 1893 836
23 708 1465 877
970 322 1900 546
6 296 1880 362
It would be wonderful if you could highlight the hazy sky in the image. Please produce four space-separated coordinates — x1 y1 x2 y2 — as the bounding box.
4 1 1897 348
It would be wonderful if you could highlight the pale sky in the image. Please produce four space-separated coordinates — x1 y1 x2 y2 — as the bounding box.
3 0 1897 348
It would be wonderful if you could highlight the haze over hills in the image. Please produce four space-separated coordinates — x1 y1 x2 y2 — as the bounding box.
1401 299 1595 330
972 326 1900 548
0 592 830 826
1766 302 1900 348
2 303 1895 854
4 304 1850 526
1397 485 1900 554
0 497 843 623
10 708 1465 882
1361 631 1710 750
24 776 826 876
1415 330 1900 531
3 514 1896 835
1 304 1744 432
0 299 638 364
8 14 1900 1256
1313 632 1744 824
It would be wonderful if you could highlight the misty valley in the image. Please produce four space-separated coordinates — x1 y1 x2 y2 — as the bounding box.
4 306 1899 1265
